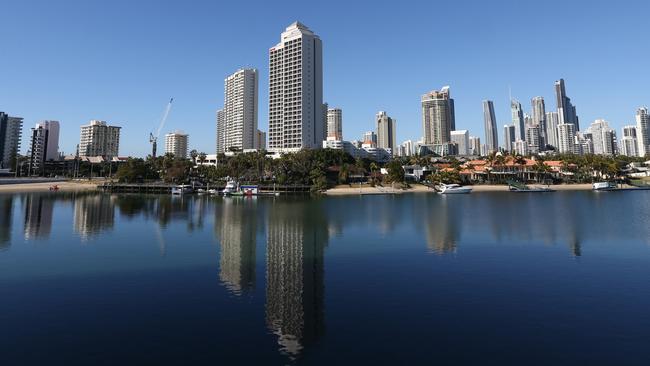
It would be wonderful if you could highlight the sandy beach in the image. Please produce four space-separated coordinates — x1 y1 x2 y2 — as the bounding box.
0 180 99 193
325 183 598 195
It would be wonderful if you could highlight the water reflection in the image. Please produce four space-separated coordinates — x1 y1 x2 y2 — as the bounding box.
2 191 650 361
73 194 115 240
265 199 327 357
0 195 12 250
214 198 259 295
24 195 55 240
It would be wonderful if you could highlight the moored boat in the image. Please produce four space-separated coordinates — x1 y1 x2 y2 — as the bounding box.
593 182 617 191
171 184 193 195
438 183 472 194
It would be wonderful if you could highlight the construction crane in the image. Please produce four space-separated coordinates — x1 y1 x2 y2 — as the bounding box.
149 98 174 158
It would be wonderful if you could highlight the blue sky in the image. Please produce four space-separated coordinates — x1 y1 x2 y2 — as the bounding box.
2 0 650 157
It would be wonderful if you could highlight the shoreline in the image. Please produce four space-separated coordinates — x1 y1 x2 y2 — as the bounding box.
324 183 599 195
0 180 99 193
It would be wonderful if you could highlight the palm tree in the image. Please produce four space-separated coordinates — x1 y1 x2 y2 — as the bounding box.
198 152 207 166
190 150 198 165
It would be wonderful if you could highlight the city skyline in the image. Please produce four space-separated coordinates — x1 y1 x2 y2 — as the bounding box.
2 1 650 157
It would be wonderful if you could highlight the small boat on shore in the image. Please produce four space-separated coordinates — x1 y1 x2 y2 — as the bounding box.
438 183 472 194
593 182 617 191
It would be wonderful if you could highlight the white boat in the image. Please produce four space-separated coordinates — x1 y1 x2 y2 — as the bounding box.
222 180 238 195
438 183 472 194
208 189 219 195
593 182 616 191
171 184 193 195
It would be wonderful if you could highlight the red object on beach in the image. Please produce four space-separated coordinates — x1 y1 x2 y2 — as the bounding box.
49 185 59 191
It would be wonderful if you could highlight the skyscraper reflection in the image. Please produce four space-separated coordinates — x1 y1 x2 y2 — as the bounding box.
0 195 13 250
215 198 258 295
265 199 327 357
73 194 115 240
24 194 54 240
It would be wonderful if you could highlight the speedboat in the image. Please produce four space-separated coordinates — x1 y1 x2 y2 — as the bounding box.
438 183 472 194
593 182 616 191
222 180 238 195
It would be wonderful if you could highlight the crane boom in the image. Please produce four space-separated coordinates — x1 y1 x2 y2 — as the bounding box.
150 98 174 158
156 98 174 138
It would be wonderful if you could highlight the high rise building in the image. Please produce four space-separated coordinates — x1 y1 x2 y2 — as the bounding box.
557 123 577 154
469 136 481 156
555 78 579 130
526 125 541 154
620 125 639 157
224 68 258 152
586 119 616 156
545 111 560 149
531 96 546 148
511 99 525 141
636 107 650 157
164 131 189 158
399 140 415 157
216 109 225 153
422 87 454 145
376 111 396 155
0 112 23 169
28 120 60 174
256 130 267 150
79 120 120 158
450 130 470 156
514 139 528 156
482 100 498 154
503 125 515 153
326 108 343 140
268 22 324 152
362 131 377 146
577 133 594 155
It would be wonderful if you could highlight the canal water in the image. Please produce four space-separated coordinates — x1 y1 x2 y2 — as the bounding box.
1 191 649 365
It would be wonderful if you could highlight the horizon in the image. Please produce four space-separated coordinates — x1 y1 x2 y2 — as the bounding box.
2 0 650 157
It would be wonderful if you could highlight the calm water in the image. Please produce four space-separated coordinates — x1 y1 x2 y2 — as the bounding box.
1 191 650 365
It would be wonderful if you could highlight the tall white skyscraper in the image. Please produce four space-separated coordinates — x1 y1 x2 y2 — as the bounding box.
165 131 189 159
376 111 396 155
79 120 120 158
557 123 577 154
224 68 258 151
586 119 616 155
0 112 23 169
620 125 639 157
636 107 650 157
327 108 343 140
545 111 560 149
469 136 481 156
451 130 470 156
511 99 525 141
483 100 498 154
422 87 454 144
531 96 546 148
268 22 324 152
216 109 225 153
28 120 60 173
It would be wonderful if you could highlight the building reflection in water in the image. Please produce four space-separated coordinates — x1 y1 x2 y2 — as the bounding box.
423 195 460 254
214 198 258 295
265 199 327 358
73 194 115 240
0 195 13 250
24 195 54 240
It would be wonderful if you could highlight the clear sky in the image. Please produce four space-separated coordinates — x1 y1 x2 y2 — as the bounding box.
2 0 650 157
